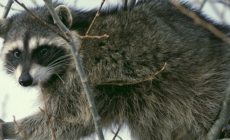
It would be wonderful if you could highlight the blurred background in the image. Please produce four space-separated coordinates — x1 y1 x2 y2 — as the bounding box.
0 0 229 139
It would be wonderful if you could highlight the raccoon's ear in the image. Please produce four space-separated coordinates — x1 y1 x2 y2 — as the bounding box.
0 19 9 38
54 5 72 28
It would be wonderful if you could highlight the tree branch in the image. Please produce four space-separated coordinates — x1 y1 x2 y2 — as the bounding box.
1 0 14 19
170 0 230 46
206 86 230 140
98 62 167 86
170 0 230 139
42 0 105 140
14 0 69 42
78 0 105 53
13 116 27 140
112 124 122 140
199 0 207 11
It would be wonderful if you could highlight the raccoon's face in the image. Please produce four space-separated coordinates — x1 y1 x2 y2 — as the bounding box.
0 5 79 87
1 37 72 87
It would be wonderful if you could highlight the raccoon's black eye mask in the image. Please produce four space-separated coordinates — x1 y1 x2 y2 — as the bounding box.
31 45 67 66
32 45 51 58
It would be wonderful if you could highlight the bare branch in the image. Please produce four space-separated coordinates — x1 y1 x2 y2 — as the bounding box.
78 0 106 53
39 107 84 125
170 0 230 46
98 62 167 86
112 125 122 140
14 0 69 42
30 0 39 6
218 0 230 8
199 0 207 11
39 80 57 140
1 0 14 19
72 33 109 39
42 0 105 140
169 0 230 139
13 116 27 140
206 87 230 139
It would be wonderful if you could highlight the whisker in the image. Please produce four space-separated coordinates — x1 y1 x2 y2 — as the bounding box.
47 58 73 68
42 48 64 65
56 74 65 84
48 60 72 67
46 55 72 67
5 65 15 72
43 48 69 65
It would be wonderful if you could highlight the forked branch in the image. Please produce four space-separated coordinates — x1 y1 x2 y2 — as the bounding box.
13 116 27 140
43 0 105 140
98 62 167 86
77 0 106 53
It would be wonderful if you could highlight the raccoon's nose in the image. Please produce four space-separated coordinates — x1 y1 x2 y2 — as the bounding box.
19 75 33 87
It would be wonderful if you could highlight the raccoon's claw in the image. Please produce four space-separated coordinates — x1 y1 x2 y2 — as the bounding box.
222 124 230 138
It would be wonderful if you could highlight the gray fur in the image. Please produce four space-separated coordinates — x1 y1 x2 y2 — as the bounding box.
1 0 230 140
55 5 73 28
0 19 9 38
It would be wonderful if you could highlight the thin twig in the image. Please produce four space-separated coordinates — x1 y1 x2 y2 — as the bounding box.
206 0 228 24
112 124 122 140
199 0 207 11
0 119 4 140
218 0 230 8
42 0 105 140
78 0 106 53
169 1 230 139
14 0 69 42
98 62 167 86
39 107 84 125
30 0 39 6
13 116 27 140
39 80 57 140
72 33 109 39
170 0 230 46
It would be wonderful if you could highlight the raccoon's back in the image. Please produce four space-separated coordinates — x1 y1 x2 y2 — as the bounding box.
47 1 230 139
76 1 230 86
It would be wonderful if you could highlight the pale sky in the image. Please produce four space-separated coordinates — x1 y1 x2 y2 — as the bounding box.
0 0 229 140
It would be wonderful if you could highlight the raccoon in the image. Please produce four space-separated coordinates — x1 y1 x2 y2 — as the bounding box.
1 0 230 139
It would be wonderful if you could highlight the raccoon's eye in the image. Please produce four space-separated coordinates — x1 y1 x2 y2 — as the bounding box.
40 48 49 55
13 51 21 58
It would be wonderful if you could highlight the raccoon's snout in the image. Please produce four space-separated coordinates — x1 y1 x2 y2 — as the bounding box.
19 74 33 87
